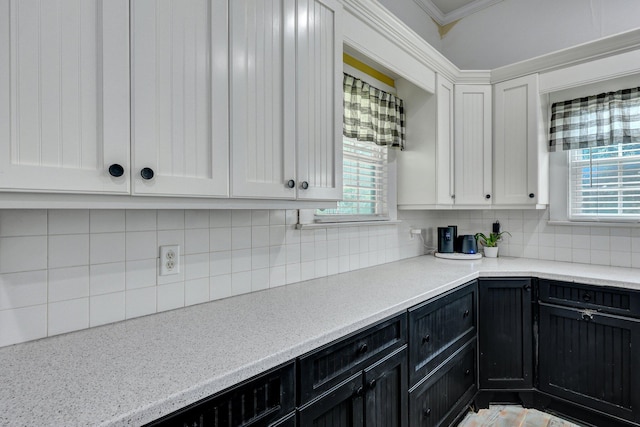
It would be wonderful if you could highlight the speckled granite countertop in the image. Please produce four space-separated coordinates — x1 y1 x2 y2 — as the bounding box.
1 256 639 427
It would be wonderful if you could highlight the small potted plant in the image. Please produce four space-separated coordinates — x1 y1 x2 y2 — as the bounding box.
474 231 511 258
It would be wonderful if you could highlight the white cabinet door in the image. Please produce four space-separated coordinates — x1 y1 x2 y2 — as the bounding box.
230 0 297 199
493 74 544 206
0 0 130 194
454 84 492 206
131 0 228 197
296 0 343 201
436 75 455 206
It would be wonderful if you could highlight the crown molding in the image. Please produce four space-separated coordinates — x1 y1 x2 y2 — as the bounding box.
342 0 465 83
413 0 504 25
491 28 640 83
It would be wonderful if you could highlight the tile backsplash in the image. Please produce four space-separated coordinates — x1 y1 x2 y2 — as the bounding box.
0 209 428 347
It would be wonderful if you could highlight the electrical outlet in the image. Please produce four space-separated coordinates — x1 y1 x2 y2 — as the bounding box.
159 245 180 276
410 228 422 240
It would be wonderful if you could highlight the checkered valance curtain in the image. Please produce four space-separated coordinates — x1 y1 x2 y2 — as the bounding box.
549 87 640 152
343 73 405 150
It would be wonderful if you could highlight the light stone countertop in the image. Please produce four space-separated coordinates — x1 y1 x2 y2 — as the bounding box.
1 256 639 427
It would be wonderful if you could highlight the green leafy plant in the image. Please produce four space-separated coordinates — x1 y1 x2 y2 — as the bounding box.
474 231 511 247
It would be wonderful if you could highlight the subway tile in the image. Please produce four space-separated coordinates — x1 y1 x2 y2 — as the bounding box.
125 259 157 290
210 251 232 276
185 278 209 306
0 305 47 347
210 210 232 228
125 231 157 261
125 210 156 232
285 227 300 244
231 271 252 295
90 292 125 327
48 234 88 269
90 262 125 296
252 247 270 270
157 210 185 230
571 249 590 264
0 210 47 237
48 266 90 302
269 210 286 225
251 210 269 226
269 246 286 267
0 270 47 310
251 226 270 248
48 298 89 336
157 282 185 312
210 228 232 252
300 261 315 281
90 210 126 233
269 266 286 288
48 210 89 235
590 235 610 251
251 268 270 292
314 241 328 260
269 225 286 246
285 263 301 284
285 244 301 265
231 249 252 273
157 230 184 249
185 229 209 255
610 251 632 268
0 236 47 274
185 253 209 280
590 250 610 266
285 210 297 225
555 247 572 263
210 274 232 301
90 232 125 265
300 229 315 243
232 210 252 227
185 210 210 229
610 236 631 251
126 287 156 319
315 259 328 278
300 242 315 263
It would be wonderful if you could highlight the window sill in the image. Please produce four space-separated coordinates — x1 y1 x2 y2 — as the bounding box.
548 220 640 228
296 219 402 230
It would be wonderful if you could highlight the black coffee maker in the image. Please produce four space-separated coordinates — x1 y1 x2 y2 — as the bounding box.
437 226 456 253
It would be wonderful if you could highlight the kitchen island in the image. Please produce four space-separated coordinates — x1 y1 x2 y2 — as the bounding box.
1 255 639 426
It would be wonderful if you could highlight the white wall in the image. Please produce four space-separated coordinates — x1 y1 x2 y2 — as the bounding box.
377 0 443 51
0 209 429 348
439 0 640 69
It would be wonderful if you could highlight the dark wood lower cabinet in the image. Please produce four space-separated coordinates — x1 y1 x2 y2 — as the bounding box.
539 303 640 424
409 339 477 427
298 346 408 427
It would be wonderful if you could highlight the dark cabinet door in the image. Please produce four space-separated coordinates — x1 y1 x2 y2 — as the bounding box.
408 339 476 427
298 373 365 427
478 278 532 389
539 303 640 424
363 346 408 427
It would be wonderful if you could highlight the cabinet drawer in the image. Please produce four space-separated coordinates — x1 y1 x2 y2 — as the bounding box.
539 279 640 318
408 281 477 386
298 313 407 405
145 362 295 427
409 339 477 427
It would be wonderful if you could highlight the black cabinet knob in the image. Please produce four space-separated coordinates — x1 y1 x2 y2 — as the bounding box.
353 386 364 397
451 194 455 199
287 179 295 188
463 309 470 318
358 343 368 355
465 369 471 376
422 335 430 344
108 164 124 177
301 181 309 190
523 284 531 291
424 408 432 417
368 379 376 389
529 193 535 198
582 293 592 302
485 194 491 199
140 167 154 180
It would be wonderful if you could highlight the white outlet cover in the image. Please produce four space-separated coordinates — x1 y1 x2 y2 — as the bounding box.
159 245 180 276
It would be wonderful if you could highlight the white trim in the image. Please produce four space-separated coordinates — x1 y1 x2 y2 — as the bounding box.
491 28 640 84
548 221 640 228
296 219 402 229
413 0 505 26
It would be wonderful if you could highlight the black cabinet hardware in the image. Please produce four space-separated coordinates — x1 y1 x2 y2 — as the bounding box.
287 179 295 188
140 167 154 180
108 164 124 177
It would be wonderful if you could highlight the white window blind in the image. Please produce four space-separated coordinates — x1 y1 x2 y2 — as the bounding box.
316 137 388 221
569 143 640 220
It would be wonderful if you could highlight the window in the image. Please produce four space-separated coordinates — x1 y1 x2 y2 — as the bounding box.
316 137 388 221
569 144 640 220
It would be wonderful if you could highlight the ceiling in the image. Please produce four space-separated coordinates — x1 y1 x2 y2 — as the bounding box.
413 0 504 25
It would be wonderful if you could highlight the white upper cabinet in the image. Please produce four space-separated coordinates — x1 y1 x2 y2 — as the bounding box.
436 75 455 206
0 0 130 194
230 0 342 200
131 0 228 197
493 74 547 206
454 84 492 206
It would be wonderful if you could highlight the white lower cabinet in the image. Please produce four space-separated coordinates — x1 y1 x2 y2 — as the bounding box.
453 84 493 206
493 74 548 206
230 0 342 201
0 0 130 194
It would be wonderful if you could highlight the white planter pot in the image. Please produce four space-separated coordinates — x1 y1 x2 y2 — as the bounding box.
483 246 499 258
